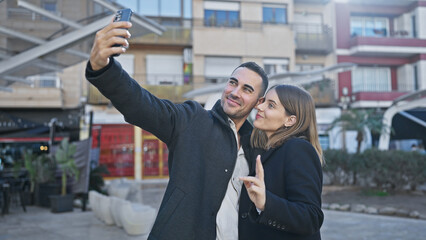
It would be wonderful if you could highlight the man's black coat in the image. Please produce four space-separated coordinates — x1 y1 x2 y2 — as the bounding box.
86 59 254 240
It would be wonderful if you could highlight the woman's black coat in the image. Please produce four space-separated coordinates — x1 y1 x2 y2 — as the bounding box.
239 138 323 240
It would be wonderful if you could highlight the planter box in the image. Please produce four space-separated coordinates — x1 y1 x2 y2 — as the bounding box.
49 194 74 213
35 183 61 207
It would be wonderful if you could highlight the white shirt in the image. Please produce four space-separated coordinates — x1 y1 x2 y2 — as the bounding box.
216 119 249 240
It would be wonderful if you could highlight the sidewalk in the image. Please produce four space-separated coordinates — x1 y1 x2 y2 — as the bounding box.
2 205 426 240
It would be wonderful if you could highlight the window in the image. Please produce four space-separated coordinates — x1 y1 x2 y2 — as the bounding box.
412 15 417 38
43 1 56 12
28 74 59 88
351 67 391 93
204 1 240 28
204 57 241 83
319 135 329 150
41 0 57 21
294 12 322 33
146 55 183 85
263 58 289 76
116 54 135 77
39 77 57 88
295 64 323 72
263 4 287 24
413 65 419 91
115 0 189 18
350 16 388 37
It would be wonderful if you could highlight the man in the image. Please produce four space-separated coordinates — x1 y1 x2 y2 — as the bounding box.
86 20 268 240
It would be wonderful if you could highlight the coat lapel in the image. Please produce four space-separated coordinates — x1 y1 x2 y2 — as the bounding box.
248 147 279 175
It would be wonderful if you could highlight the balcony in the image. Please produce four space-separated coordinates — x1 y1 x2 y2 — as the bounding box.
293 23 333 55
302 79 336 106
350 91 408 108
294 0 330 3
348 34 426 57
132 25 192 46
131 17 192 46
192 18 263 31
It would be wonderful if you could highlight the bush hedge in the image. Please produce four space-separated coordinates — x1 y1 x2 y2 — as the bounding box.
323 149 426 190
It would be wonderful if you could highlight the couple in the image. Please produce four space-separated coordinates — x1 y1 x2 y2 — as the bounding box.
86 20 324 240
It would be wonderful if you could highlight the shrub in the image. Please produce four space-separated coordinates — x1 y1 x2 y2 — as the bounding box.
323 149 426 191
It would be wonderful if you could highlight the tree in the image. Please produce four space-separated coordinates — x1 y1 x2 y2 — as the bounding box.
328 109 385 154
328 109 386 185
55 138 79 196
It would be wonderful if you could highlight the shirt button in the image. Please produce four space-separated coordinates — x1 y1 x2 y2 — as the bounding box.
241 213 248 219
225 169 228 173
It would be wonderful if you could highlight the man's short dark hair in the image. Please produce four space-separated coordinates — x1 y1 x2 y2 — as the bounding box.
233 62 269 97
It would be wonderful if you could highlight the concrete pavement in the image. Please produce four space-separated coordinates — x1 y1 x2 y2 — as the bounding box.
1 181 425 240
1 206 426 240
322 210 426 240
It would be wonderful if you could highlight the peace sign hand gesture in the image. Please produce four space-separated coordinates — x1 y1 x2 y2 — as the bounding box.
240 155 266 211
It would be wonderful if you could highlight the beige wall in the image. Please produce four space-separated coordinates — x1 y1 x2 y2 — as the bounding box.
193 0 295 76
127 47 184 83
59 61 87 108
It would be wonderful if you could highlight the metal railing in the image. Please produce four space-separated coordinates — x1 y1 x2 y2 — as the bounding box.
133 25 192 45
192 18 264 31
292 23 333 54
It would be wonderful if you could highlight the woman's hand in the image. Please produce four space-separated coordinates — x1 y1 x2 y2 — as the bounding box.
240 155 266 211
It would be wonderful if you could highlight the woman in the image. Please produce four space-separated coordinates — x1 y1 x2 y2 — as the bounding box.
239 84 324 240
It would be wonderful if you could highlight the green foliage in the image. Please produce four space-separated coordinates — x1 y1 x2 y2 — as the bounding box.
24 150 37 192
89 164 110 194
323 149 426 190
35 154 56 184
23 150 56 192
12 160 23 179
327 109 386 153
323 149 352 184
54 138 79 196
361 189 389 197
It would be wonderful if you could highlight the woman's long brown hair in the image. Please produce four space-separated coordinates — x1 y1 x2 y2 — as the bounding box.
251 84 324 165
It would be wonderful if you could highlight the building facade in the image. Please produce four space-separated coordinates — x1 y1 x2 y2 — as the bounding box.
2 0 425 178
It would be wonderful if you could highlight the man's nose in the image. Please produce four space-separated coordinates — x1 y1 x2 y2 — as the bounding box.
230 86 241 97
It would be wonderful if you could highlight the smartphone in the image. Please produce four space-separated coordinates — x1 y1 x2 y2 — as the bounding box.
112 8 133 57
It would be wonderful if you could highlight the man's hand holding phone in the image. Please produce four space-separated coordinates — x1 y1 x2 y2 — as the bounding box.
89 9 133 71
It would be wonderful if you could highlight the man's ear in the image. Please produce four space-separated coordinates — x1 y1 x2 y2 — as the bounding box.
285 115 297 127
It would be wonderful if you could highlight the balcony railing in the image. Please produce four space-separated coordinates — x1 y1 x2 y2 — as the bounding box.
292 23 333 54
132 25 192 45
302 79 336 106
352 91 408 102
193 18 263 31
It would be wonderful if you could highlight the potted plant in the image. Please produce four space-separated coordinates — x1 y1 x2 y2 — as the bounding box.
49 138 79 213
32 152 58 207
